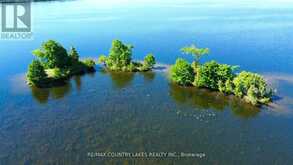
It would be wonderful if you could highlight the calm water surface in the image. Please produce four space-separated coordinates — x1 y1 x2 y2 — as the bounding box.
0 0 293 164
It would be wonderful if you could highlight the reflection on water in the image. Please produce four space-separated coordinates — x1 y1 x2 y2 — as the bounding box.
30 87 50 104
99 69 156 89
169 83 228 111
139 71 156 82
30 70 157 103
50 84 72 99
73 76 82 91
229 99 260 118
169 83 260 118
30 78 74 103
108 71 135 89
31 84 72 103
2 70 293 165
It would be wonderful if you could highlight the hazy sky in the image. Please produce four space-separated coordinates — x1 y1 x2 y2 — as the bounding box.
82 0 293 5
81 0 293 9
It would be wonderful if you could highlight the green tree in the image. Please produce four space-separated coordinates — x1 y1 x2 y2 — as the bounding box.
68 47 79 64
181 44 209 66
170 58 194 86
233 71 272 105
218 79 234 94
27 60 47 85
107 40 133 69
97 55 107 65
32 40 69 69
143 53 156 68
194 61 235 90
245 85 259 105
82 59 96 69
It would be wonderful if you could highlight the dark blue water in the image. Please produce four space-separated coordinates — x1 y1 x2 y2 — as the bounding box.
0 0 293 164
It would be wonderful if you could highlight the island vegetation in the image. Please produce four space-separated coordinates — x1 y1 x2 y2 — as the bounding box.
170 44 273 106
26 40 96 88
97 40 156 72
26 39 272 106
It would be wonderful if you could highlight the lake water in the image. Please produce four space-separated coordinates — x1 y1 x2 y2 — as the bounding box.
0 0 293 164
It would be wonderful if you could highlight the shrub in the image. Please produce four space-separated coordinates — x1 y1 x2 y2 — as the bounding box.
194 61 235 90
218 79 234 94
225 80 234 94
170 58 194 86
245 85 259 105
48 68 67 79
97 55 107 65
131 62 143 71
233 71 272 105
139 65 150 72
32 40 70 69
128 63 136 71
27 60 47 85
82 59 96 69
143 53 156 68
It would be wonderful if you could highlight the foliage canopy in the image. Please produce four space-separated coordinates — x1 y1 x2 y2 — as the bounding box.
233 71 272 105
98 40 156 72
195 60 236 90
27 40 96 88
181 44 209 64
32 40 70 69
143 53 156 68
68 47 79 64
27 60 47 85
170 58 194 86
171 43 273 106
106 39 133 69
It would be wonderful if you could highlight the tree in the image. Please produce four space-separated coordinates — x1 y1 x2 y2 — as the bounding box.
245 85 259 105
32 40 70 69
27 60 47 85
97 55 107 65
181 44 209 66
218 79 234 94
194 61 236 90
170 58 194 86
68 47 79 64
107 40 133 69
82 59 96 70
143 53 156 68
233 71 272 105
98 40 157 72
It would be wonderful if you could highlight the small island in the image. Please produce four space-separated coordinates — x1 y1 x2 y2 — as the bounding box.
97 40 156 72
169 44 273 106
26 40 96 88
